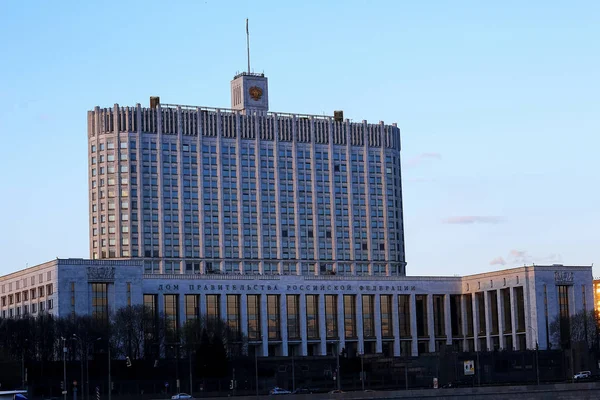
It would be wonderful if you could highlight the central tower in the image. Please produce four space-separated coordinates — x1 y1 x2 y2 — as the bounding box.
230 72 269 115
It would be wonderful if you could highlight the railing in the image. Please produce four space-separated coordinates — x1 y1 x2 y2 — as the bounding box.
157 103 334 121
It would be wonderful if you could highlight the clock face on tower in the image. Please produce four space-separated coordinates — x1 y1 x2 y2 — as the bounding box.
248 86 263 101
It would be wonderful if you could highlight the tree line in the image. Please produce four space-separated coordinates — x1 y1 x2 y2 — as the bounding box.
0 305 246 379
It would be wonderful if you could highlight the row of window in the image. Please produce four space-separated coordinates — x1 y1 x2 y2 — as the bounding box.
142 261 402 276
1 284 53 307
1 299 53 318
1 272 52 294
143 289 527 344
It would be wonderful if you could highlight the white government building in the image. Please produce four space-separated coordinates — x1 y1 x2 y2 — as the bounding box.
0 259 592 357
0 69 594 358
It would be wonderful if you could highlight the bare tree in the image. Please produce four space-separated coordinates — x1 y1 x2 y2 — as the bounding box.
550 310 598 349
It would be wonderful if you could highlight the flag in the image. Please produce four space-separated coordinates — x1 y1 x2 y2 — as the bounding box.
246 18 249 35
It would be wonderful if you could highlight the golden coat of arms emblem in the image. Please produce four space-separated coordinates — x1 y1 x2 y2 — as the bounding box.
249 86 263 101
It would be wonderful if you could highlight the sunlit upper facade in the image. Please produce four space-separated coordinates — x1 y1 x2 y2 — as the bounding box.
87 72 406 277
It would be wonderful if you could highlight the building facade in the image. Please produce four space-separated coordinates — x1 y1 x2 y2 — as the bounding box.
0 70 594 361
0 259 592 356
87 72 406 277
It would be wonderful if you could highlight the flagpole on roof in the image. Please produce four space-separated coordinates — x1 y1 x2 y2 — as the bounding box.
246 18 251 74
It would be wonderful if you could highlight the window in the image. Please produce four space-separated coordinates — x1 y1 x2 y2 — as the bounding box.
306 295 319 339
164 294 179 340
267 295 280 340
343 295 356 339
450 295 463 337
415 295 428 337
247 294 261 340
325 294 338 339
433 295 445 337
287 295 300 340
464 294 474 336
227 295 241 337
558 285 570 347
380 295 393 338
476 292 486 336
91 283 108 324
488 291 499 335
206 294 220 321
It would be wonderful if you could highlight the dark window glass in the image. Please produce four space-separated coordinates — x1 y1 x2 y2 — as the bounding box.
267 295 280 340
502 289 512 333
380 295 392 338
515 287 526 332
476 292 486 335
206 294 220 321
227 295 241 338
306 295 319 339
247 294 261 340
489 291 499 335
433 295 445 337
415 295 428 337
450 295 462 337
287 295 300 339
464 294 474 336
362 295 375 338
344 295 356 339
185 295 199 321
398 295 411 337
92 283 108 324
325 295 338 339
164 294 179 340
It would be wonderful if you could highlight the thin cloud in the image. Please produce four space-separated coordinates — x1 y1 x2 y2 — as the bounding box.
490 257 507 266
500 250 563 266
442 216 504 224
510 249 527 258
405 152 442 168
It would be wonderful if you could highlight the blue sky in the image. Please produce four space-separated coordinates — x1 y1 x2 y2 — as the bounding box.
0 0 598 277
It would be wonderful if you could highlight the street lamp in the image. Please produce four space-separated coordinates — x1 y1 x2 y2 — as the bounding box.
335 338 341 391
61 337 67 400
72 335 84 400
96 337 111 400
528 326 540 385
360 353 365 391
169 343 182 394
254 336 263 397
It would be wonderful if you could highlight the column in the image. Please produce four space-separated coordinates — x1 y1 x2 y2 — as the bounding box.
460 295 468 350
472 294 479 351
374 295 382 353
178 293 186 331
497 289 505 349
427 294 435 352
336 294 345 352
241 294 249 338
299 293 308 356
484 291 491 351
392 294 401 356
409 294 418 356
318 294 327 355
444 294 452 345
261 294 269 356
219 294 227 327
356 294 364 354
198 294 206 317
158 293 165 318
280 294 288 356
510 287 517 350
